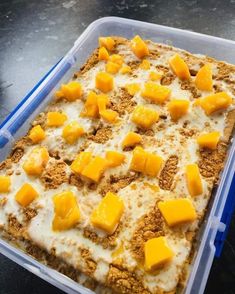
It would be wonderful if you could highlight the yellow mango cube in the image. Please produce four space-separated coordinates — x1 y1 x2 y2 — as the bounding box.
52 191 80 231
122 132 142 148
195 92 232 115
144 237 174 271
99 37 115 51
96 72 114 93
23 147 49 176
131 105 159 129
28 125 46 143
109 54 123 66
131 35 149 59
105 151 125 167
70 152 92 175
195 64 213 91
145 153 163 177
197 131 220 150
98 46 109 61
100 109 119 123
82 156 107 182
169 54 190 80
47 112 67 127
106 61 120 74
141 82 171 104
91 192 124 234
81 91 99 118
140 59 151 70
125 83 140 96
97 94 110 112
15 183 38 207
0 176 11 193
149 71 162 81
158 198 197 227
62 121 84 144
130 146 148 173
186 164 203 196
120 65 131 74
167 99 190 121
61 81 82 101
54 90 64 100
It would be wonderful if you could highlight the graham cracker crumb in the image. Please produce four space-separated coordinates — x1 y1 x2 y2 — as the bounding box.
161 72 176 86
10 137 30 163
156 64 169 73
40 160 67 189
130 206 164 261
0 197 7 207
110 88 137 115
23 207 38 223
81 248 97 275
223 109 235 143
136 127 154 137
7 214 25 239
88 125 112 144
179 128 196 138
127 60 141 71
32 112 46 128
159 155 179 190
180 80 201 99
69 173 84 189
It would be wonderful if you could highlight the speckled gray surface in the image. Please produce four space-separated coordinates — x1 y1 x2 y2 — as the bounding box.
0 0 235 293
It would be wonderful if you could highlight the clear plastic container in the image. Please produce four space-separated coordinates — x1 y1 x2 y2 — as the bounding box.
0 17 235 294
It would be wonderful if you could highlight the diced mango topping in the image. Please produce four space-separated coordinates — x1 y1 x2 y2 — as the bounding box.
97 94 110 112
62 121 84 144
186 164 203 196
158 198 197 227
195 64 213 91
106 61 120 74
141 82 171 104
167 99 190 121
47 112 67 127
96 72 114 93
23 147 49 176
131 35 149 59
60 81 82 101
169 54 190 80
109 54 123 66
195 92 232 115
52 191 80 231
122 132 142 148
98 47 109 61
131 105 159 129
100 109 119 123
144 237 174 272
99 37 115 51
197 131 220 150
15 183 38 207
55 90 64 100
140 59 151 70
91 192 124 234
105 151 125 167
120 65 131 74
70 152 92 175
149 71 162 81
0 176 11 193
125 83 140 96
81 91 99 118
82 156 108 182
130 147 163 177
28 125 46 144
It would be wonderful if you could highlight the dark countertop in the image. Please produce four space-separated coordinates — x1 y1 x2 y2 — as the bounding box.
0 0 235 293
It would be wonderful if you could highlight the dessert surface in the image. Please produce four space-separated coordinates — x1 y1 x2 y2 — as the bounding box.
0 35 235 294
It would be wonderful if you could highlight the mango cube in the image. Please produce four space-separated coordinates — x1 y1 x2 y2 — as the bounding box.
99 37 115 51
105 151 125 167
149 71 162 81
0 176 11 193
195 64 213 91
106 62 120 74
82 156 107 182
91 192 124 234
140 59 151 70
23 147 49 176
131 35 149 59
131 105 159 129
81 91 99 118
122 132 142 148
47 112 67 127
158 198 197 227
97 94 110 112
55 90 64 100
186 164 203 196
29 125 46 144
109 54 123 66
62 121 84 144
96 72 114 93
167 99 190 121
120 65 131 74
61 81 82 101
141 82 171 104
169 54 190 80
100 109 119 123
70 152 92 175
144 237 174 271
130 146 148 173
52 191 80 231
195 92 232 115
125 83 140 96
15 183 38 207
98 46 109 61
197 131 220 150
145 153 163 177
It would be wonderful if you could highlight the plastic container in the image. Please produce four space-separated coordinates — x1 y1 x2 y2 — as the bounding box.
0 17 235 294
